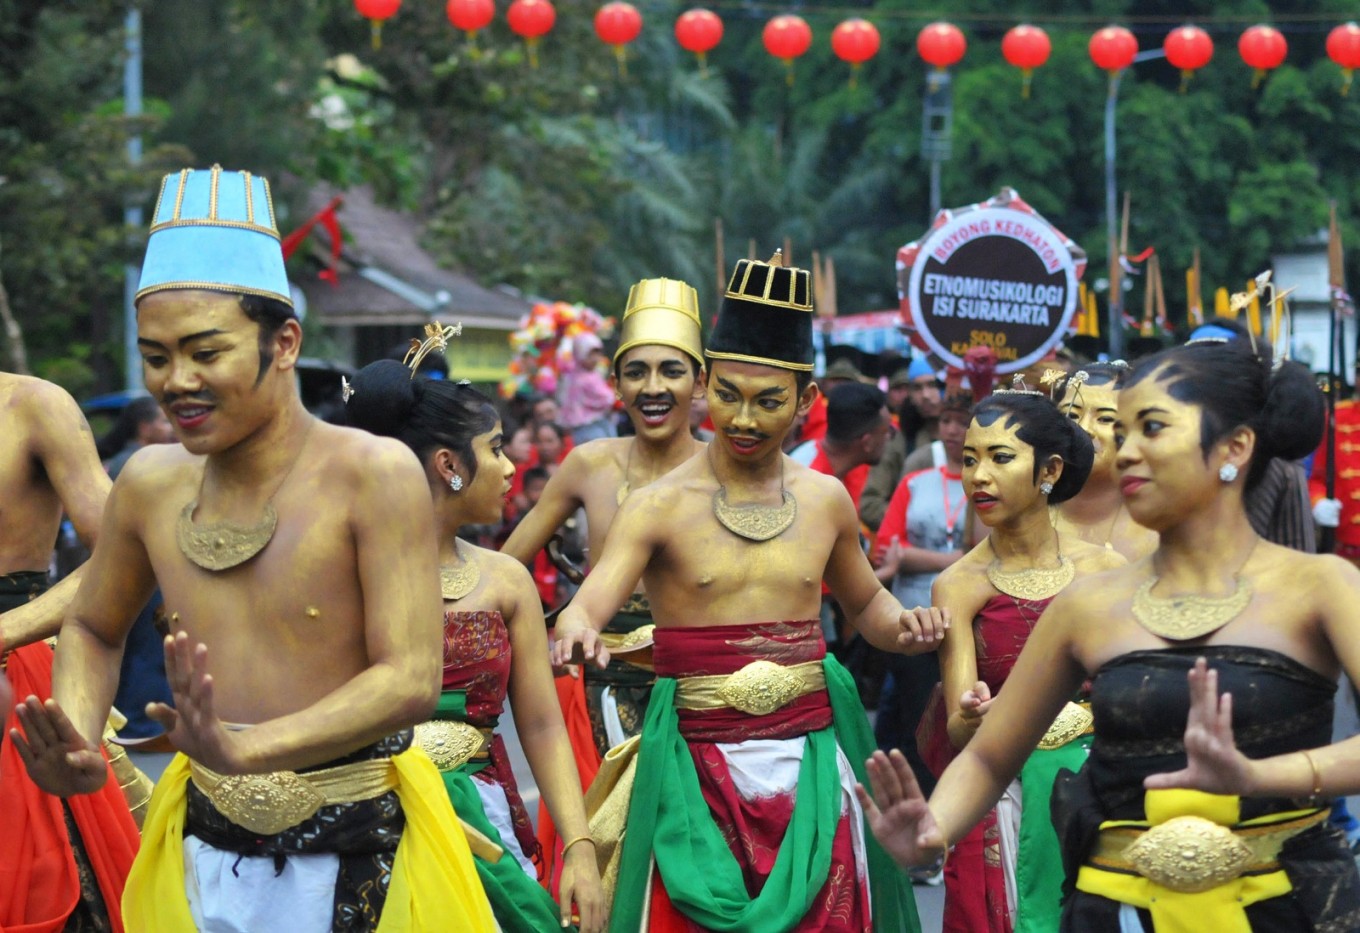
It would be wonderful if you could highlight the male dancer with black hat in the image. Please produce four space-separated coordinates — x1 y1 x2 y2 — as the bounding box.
553 251 935 931
13 166 494 930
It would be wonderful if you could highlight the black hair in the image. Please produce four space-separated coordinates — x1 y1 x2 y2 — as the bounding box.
1124 338 1324 492
972 393 1094 504
523 466 550 486
238 295 298 384
344 359 499 480
535 421 567 442
97 396 164 460
825 382 888 445
1053 361 1127 400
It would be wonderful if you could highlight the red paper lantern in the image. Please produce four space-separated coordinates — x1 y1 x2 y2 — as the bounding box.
1163 25 1213 91
1001 24 1051 98
595 2 643 76
508 0 556 68
355 0 401 49
675 8 723 74
446 0 494 40
763 15 812 84
831 19 880 88
1238 24 1286 87
1327 22 1360 96
1089 26 1138 73
916 22 965 70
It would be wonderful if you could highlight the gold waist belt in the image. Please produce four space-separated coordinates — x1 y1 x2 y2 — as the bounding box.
1037 701 1094 750
674 659 825 716
190 757 399 836
1086 799 1327 894
413 720 493 772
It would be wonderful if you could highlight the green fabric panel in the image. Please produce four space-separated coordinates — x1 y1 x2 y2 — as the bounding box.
610 677 846 932
1013 735 1092 933
823 655 923 933
441 766 569 933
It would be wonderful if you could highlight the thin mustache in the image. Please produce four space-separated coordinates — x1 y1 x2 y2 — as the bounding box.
723 430 770 441
162 392 215 406
634 393 677 408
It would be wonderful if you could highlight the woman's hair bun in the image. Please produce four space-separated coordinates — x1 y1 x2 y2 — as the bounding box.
1048 416 1094 505
344 359 417 438
1260 358 1325 463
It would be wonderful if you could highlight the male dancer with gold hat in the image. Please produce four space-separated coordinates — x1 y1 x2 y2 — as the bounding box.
552 252 935 931
13 166 494 931
503 277 706 883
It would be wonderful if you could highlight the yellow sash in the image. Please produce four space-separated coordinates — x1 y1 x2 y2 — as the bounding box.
122 749 497 931
1076 789 1325 933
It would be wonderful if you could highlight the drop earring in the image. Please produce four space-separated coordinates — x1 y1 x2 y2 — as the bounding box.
449 474 464 492
1040 481 1054 496
1218 463 1238 483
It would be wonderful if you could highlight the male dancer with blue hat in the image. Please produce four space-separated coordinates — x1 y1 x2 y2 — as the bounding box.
13 166 495 931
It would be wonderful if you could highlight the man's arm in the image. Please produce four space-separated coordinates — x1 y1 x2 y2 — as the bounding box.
27 380 111 549
0 567 87 650
204 443 443 774
501 450 588 566
823 479 946 654
550 491 659 667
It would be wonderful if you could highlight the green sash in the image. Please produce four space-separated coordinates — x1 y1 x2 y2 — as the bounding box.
610 656 920 933
1013 735 1092 933
434 690 571 933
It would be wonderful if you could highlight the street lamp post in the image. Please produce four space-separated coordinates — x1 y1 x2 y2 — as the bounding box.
123 6 143 392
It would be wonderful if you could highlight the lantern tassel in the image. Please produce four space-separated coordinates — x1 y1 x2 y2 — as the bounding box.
1343 67 1354 97
527 35 540 69
928 66 944 93
1252 67 1266 89
849 61 860 90
1021 67 1032 99
370 19 383 50
614 43 628 79
784 58 795 87
1179 69 1192 93
697 50 709 79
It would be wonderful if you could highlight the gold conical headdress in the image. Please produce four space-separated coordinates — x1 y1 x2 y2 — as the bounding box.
613 278 704 370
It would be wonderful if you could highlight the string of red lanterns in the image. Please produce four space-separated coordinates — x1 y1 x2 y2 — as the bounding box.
347 2 1360 99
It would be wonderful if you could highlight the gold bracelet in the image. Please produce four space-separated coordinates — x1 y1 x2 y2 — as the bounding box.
1301 749 1324 802
561 834 596 858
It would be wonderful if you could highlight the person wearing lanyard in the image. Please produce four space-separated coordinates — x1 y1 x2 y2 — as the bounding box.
872 371 971 826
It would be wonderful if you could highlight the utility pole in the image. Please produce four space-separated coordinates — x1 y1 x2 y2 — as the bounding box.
123 6 143 391
921 71 953 222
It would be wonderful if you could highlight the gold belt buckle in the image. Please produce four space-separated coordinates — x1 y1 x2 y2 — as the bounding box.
1125 815 1254 893
1038 701 1094 750
207 772 327 836
414 720 488 772
715 660 805 716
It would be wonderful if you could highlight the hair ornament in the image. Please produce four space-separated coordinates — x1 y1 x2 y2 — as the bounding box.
456 378 472 386
341 376 355 404
992 372 1046 398
404 322 465 378
1184 336 1230 347
1039 369 1067 387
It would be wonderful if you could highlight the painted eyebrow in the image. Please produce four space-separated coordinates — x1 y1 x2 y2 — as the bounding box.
1136 407 1170 419
714 376 787 398
136 328 229 350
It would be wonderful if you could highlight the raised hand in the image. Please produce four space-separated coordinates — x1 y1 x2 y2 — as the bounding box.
898 605 949 653
145 631 249 774
12 695 108 796
854 749 947 869
1144 657 1254 795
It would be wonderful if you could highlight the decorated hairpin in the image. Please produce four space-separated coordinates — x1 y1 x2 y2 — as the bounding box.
1184 336 1230 347
404 322 464 377
993 373 1046 398
1039 369 1067 388
341 375 355 404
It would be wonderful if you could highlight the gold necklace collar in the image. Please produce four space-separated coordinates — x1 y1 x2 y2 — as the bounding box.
177 422 314 572
1130 539 1258 641
985 534 1075 600
708 444 797 543
440 540 482 601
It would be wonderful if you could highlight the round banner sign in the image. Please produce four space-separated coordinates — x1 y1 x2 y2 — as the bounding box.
897 189 1086 374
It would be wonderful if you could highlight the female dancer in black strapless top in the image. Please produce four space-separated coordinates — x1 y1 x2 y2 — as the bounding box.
858 335 1360 931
